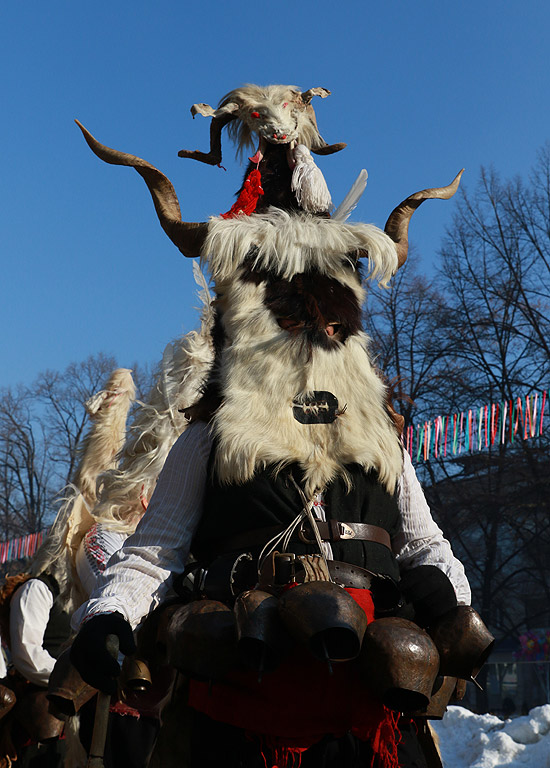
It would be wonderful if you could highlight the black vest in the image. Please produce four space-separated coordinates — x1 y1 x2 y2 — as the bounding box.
192 459 401 581
36 575 72 660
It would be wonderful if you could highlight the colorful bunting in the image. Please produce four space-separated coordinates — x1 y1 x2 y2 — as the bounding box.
0 530 46 565
406 390 548 463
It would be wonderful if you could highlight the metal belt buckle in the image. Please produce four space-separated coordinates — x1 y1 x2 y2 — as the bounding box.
333 522 355 541
298 520 315 544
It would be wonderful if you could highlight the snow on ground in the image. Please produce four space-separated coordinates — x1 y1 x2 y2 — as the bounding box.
431 705 550 767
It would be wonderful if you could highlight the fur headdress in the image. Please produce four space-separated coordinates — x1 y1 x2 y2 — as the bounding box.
75 84 463 497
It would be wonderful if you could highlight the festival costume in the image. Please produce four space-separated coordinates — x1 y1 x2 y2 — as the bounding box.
70 84 491 767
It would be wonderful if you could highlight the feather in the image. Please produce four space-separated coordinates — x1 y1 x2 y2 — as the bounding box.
332 169 368 222
192 259 212 309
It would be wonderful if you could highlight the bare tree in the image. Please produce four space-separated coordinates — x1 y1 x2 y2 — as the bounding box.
366 151 550 711
0 387 53 537
34 353 117 486
0 353 118 538
364 258 456 426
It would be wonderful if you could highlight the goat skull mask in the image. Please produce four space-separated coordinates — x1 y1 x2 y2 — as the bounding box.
178 84 347 168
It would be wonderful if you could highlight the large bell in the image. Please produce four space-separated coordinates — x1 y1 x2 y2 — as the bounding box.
278 581 368 662
0 684 15 721
414 675 458 719
121 656 153 693
428 605 494 680
360 617 440 712
234 589 293 674
47 647 97 719
165 599 238 681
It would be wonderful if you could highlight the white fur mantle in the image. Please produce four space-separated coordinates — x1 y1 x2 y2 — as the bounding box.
203 209 398 287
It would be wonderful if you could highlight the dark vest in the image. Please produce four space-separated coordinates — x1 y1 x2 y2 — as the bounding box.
192 459 401 581
35 575 72 660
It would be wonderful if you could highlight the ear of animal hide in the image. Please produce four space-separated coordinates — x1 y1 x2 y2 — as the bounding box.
203 209 398 288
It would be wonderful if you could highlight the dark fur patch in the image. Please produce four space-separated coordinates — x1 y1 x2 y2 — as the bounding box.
241 265 363 350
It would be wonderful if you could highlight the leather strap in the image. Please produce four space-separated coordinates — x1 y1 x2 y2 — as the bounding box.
218 520 391 554
299 520 391 549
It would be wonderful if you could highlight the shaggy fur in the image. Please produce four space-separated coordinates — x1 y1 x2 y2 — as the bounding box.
92 266 215 530
73 368 136 507
211 296 402 495
204 209 398 288
219 84 328 159
201 212 403 496
197 211 404 495
30 369 136 612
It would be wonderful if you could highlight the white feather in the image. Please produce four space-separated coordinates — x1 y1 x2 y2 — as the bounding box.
332 169 368 222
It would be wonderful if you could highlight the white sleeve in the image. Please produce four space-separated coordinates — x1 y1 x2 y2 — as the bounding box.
10 580 55 686
71 422 213 630
393 450 471 606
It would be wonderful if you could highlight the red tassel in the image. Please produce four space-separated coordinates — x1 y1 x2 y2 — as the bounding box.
221 169 264 218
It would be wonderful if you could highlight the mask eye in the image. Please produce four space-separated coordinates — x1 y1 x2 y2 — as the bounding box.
251 111 260 119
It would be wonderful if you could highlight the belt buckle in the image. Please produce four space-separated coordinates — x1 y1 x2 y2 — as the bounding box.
330 521 355 541
298 520 315 544
336 522 355 540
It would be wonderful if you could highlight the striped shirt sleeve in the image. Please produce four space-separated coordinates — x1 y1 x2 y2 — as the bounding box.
393 450 471 606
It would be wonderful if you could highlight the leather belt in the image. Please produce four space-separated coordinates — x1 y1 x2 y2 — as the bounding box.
325 561 403 613
326 560 377 589
219 521 391 554
298 520 391 549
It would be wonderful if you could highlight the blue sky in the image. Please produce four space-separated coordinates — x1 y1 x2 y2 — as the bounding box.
2 1 550 387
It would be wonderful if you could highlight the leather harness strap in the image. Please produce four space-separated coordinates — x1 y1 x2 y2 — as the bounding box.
219 521 391 553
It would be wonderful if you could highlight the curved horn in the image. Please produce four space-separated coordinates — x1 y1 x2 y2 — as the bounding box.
385 170 464 269
302 102 347 156
178 103 239 166
75 121 208 259
311 142 347 156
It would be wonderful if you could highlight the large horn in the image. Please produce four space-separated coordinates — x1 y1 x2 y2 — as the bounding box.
302 100 347 156
178 102 239 166
75 121 207 259
385 170 464 269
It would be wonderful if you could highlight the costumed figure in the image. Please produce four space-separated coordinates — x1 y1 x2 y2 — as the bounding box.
0 369 135 768
49 321 215 768
69 84 494 768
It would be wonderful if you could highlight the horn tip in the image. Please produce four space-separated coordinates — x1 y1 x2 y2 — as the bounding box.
448 168 465 196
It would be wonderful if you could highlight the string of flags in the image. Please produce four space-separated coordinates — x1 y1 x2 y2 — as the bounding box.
405 391 547 463
0 530 47 565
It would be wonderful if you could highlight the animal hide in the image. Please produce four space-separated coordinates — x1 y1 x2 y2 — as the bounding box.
204 208 398 287
92 264 215 529
204 211 403 497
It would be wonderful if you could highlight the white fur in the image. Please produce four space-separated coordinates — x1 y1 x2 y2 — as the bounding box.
30 369 136 611
218 84 327 158
211 271 403 497
74 368 136 506
291 145 333 213
204 209 398 288
92 266 215 531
